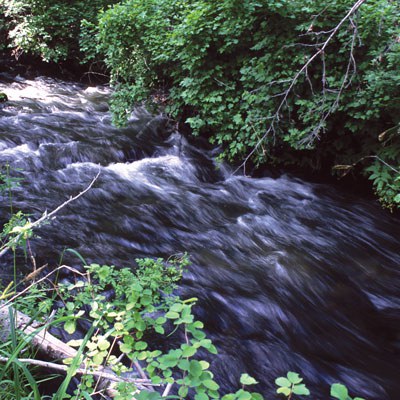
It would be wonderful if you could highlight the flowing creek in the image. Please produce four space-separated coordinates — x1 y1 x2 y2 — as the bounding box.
0 75 399 399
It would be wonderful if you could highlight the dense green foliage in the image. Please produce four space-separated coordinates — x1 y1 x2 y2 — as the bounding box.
94 0 400 207
0 0 116 61
1 0 399 207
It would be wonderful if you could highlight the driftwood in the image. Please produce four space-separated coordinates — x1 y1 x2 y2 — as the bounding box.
0 301 77 358
0 301 156 398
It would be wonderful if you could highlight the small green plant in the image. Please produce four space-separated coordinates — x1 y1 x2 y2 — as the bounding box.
275 372 310 398
0 211 33 252
8 256 262 400
0 163 23 211
0 281 15 300
330 383 365 400
275 373 366 400
0 258 370 400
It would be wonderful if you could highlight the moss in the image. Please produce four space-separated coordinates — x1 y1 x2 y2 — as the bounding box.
0 92 8 102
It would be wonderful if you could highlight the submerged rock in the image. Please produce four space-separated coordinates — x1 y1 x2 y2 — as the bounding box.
0 92 8 102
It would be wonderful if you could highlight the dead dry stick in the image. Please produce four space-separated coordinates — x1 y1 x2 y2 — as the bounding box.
162 382 173 397
0 356 153 386
133 360 148 380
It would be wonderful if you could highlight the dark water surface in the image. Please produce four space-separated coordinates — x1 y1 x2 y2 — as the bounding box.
1 76 399 399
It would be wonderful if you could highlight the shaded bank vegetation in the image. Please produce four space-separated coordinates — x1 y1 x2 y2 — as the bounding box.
1 0 398 207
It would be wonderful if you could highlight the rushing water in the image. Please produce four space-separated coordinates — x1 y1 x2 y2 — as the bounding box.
1 75 399 399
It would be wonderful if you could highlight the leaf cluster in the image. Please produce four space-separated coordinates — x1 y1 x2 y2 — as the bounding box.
51 258 263 400
95 0 400 207
0 0 118 62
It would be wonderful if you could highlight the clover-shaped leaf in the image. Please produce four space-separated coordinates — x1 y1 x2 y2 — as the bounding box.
276 372 310 398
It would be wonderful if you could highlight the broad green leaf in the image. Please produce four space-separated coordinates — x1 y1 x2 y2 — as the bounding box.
202 379 219 391
165 311 180 319
331 383 349 400
154 325 165 334
200 360 210 370
170 303 184 312
240 373 259 386
182 344 197 357
237 392 252 400
275 377 291 387
292 384 310 396
114 322 124 331
64 320 76 335
92 353 104 365
98 339 110 351
208 344 218 354
287 372 302 384
195 393 209 400
155 317 166 325
135 341 148 350
66 339 83 347
277 387 291 396
189 360 203 377
119 343 132 353
178 385 189 397
151 376 163 384
178 359 190 371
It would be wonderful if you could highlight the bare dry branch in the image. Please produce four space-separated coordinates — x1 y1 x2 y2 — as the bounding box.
0 356 153 386
0 170 100 258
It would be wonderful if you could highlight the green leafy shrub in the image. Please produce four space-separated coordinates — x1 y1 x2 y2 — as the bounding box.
96 0 400 207
15 257 264 400
0 0 117 62
0 258 368 399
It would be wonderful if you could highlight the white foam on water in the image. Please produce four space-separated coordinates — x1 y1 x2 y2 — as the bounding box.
108 155 196 182
0 143 39 157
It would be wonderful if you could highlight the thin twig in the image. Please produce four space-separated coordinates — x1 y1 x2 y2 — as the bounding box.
299 16 360 148
0 171 100 258
162 383 173 397
362 155 400 175
0 356 154 386
1 265 85 309
133 360 148 380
